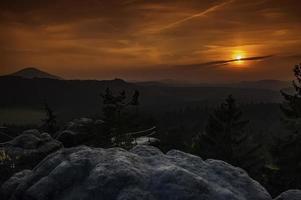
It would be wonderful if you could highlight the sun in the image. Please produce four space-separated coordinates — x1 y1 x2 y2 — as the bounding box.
235 55 242 61
232 51 246 65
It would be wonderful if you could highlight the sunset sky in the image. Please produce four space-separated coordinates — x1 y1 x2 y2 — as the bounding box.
1 0 301 82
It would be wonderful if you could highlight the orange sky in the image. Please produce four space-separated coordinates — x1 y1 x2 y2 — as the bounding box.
1 0 301 82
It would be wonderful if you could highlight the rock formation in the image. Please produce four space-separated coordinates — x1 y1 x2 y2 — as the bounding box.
56 118 104 147
0 129 62 185
2 145 273 200
274 190 301 200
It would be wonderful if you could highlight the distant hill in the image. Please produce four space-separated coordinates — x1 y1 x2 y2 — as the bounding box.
227 80 290 91
9 68 62 80
135 79 197 87
0 76 282 121
136 79 290 91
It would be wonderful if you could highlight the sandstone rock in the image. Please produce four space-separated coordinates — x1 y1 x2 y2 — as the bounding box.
0 130 62 185
274 190 301 200
2 145 272 200
22 129 40 137
1 130 62 159
56 118 104 147
1 170 32 200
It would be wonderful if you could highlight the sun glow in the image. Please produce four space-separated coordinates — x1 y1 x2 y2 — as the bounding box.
232 51 246 65
235 55 242 60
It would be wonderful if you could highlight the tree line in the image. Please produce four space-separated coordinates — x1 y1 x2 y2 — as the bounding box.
19 63 301 197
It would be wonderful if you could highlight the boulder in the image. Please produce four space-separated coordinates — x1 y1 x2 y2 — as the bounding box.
2 145 272 200
56 118 104 147
0 129 62 185
1 170 32 199
274 190 301 200
1 129 62 160
0 126 11 143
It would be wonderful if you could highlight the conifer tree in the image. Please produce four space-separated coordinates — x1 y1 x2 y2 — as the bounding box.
131 90 140 106
273 63 301 191
100 88 140 148
42 102 57 135
193 95 264 178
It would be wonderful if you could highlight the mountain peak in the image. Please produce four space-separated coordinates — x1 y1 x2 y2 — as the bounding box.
10 67 62 80
21 67 39 71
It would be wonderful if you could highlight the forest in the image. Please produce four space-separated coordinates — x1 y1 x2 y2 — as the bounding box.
0 64 301 198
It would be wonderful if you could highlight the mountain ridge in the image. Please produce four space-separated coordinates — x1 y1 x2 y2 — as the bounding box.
9 67 62 80
135 79 290 91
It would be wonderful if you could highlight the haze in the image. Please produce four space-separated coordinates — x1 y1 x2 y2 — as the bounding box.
1 0 301 82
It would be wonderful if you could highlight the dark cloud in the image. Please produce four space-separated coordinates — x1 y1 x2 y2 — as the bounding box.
173 55 274 70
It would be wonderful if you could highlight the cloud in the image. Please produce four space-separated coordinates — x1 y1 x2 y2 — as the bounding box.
0 0 301 81
173 55 274 70
150 0 234 33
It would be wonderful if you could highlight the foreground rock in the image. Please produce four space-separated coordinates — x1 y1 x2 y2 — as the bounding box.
0 130 62 185
274 190 301 200
2 145 272 200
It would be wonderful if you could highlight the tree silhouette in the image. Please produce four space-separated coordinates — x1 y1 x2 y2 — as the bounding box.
131 90 140 106
100 88 140 148
193 95 264 178
273 63 301 192
41 102 57 135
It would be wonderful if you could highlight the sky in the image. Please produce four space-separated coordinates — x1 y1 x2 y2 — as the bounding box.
0 0 301 82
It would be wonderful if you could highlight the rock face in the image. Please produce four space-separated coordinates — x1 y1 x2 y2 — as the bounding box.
1 145 273 200
56 118 104 147
0 129 62 185
274 190 301 200
1 129 62 162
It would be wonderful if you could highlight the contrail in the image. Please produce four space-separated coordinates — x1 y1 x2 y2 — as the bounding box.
152 0 234 33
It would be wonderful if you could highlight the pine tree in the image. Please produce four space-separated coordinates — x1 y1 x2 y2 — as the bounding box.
100 88 140 148
193 95 264 178
273 63 301 191
42 102 57 135
131 90 140 106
